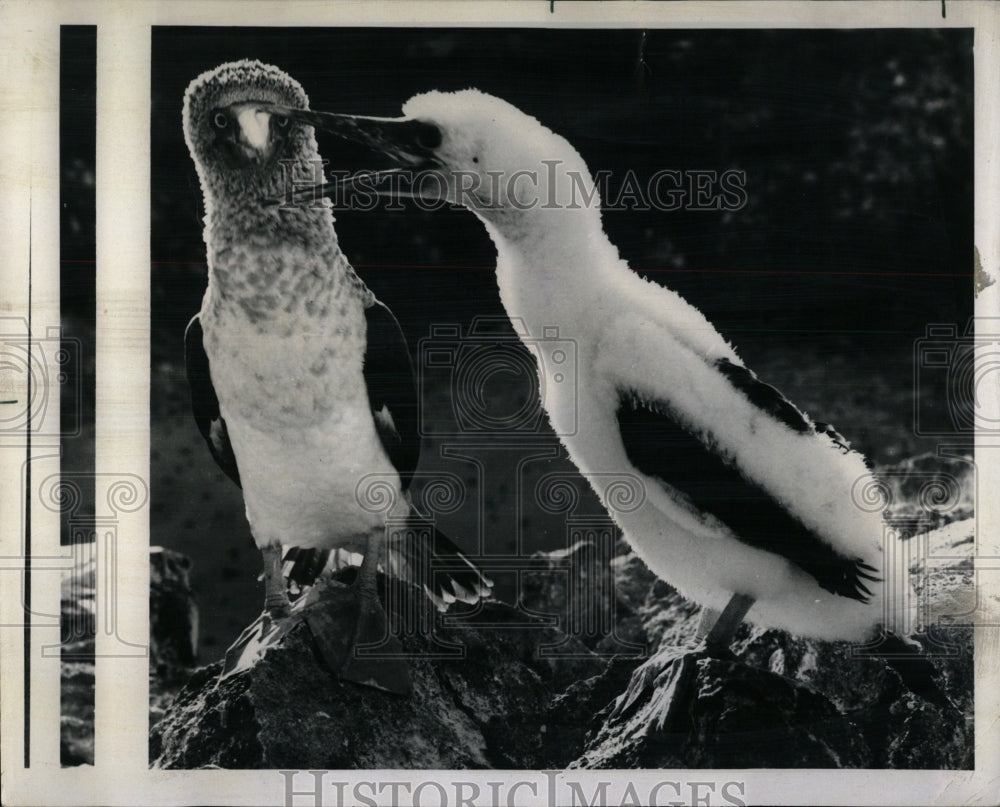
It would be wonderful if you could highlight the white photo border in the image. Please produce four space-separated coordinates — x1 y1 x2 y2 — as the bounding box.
1 1 998 805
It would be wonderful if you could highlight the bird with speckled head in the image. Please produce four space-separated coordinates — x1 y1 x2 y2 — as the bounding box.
181 61 492 695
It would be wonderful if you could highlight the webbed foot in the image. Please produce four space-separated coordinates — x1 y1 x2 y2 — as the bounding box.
220 608 299 680
304 582 411 696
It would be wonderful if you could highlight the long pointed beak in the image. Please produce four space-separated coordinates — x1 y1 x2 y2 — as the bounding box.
261 105 442 168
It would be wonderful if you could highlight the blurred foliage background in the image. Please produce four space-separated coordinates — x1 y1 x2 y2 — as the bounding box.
63 28 973 659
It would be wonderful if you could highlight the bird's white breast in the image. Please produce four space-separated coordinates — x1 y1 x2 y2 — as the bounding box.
495 248 890 642
200 257 400 550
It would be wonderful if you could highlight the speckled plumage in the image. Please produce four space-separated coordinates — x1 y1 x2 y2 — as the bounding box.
183 60 372 330
183 61 388 550
182 65 491 623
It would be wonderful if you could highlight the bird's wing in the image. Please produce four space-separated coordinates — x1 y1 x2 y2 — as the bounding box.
184 314 241 487
284 519 494 608
616 389 878 601
715 358 855 453
598 321 879 601
362 299 421 490
712 357 813 434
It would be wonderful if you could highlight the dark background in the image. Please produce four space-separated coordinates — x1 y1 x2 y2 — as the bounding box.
137 28 973 660
60 26 96 767
61 27 97 513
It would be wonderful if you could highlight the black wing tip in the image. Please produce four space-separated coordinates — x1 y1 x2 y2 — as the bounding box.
816 557 883 603
713 357 813 435
386 520 494 608
432 556 494 604
436 573 493 606
429 535 494 603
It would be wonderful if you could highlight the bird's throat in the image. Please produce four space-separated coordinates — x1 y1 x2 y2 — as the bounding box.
205 223 368 330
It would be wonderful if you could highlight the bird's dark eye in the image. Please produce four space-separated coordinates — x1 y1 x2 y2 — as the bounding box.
213 112 228 129
275 116 289 128
415 122 442 150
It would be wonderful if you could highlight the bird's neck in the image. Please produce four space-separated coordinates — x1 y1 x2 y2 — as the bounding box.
483 206 627 333
204 202 371 326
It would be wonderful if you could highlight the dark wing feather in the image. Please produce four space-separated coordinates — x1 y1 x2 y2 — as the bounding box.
714 357 813 434
362 299 420 490
616 386 878 602
716 357 855 451
184 315 241 487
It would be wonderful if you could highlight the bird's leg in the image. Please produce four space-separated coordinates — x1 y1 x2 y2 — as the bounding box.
351 528 386 646
337 529 411 695
262 543 291 619
220 543 294 679
695 606 721 642
701 592 755 656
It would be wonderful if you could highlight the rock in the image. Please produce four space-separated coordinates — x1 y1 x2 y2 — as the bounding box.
576 649 871 768
61 638 96 767
520 539 652 658
60 546 201 765
537 657 638 767
572 516 975 769
60 554 97 766
151 575 608 769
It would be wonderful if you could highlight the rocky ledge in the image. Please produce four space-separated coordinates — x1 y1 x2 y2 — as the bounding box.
150 508 976 769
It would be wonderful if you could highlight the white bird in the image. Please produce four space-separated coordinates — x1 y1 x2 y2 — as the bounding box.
269 89 950 708
181 64 491 694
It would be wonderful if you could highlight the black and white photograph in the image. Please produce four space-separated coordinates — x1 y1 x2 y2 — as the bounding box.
2 2 999 806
